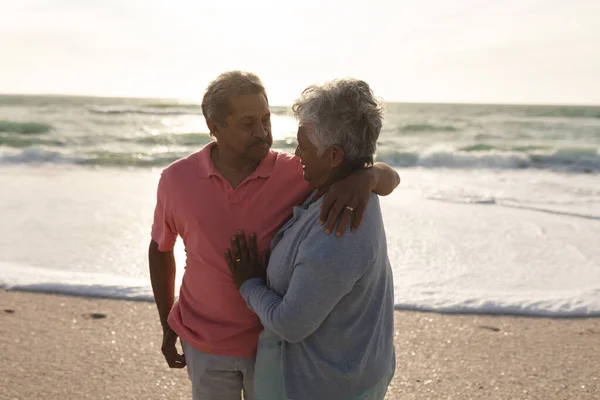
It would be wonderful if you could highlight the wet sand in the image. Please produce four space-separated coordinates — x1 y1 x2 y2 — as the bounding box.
1 290 599 399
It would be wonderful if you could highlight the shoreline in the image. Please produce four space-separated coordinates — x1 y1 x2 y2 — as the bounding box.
5 287 600 319
2 290 599 399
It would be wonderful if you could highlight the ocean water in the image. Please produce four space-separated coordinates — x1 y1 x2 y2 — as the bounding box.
1 95 599 317
1 95 599 171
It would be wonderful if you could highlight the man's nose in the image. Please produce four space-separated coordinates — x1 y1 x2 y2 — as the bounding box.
254 122 269 138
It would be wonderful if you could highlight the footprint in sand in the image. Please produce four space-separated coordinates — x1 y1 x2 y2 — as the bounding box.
478 325 501 332
83 313 107 319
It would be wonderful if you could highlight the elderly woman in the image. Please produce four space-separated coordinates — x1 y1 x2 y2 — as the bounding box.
226 79 395 400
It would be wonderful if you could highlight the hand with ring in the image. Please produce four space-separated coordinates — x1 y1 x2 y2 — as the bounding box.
225 230 269 289
319 168 374 236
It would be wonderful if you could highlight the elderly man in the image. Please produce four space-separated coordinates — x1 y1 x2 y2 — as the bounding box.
149 71 400 400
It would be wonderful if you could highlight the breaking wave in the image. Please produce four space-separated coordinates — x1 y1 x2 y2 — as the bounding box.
0 120 53 134
2 145 598 172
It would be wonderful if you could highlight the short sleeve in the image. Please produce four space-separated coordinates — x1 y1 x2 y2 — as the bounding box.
151 172 178 251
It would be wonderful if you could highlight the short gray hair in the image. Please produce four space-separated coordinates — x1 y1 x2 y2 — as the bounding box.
201 71 268 125
292 79 383 166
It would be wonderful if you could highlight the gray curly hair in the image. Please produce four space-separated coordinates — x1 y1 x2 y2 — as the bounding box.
292 78 384 166
201 71 268 125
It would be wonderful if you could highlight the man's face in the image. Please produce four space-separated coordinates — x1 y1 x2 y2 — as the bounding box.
212 93 272 162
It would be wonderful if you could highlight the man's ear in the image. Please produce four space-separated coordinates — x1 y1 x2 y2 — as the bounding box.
206 119 220 138
329 145 345 168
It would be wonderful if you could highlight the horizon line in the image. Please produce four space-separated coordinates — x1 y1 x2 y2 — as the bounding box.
1 91 599 108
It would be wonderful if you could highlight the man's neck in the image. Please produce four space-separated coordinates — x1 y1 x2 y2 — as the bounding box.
211 144 260 187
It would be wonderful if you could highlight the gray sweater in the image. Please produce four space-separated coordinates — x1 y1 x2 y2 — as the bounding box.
240 192 395 399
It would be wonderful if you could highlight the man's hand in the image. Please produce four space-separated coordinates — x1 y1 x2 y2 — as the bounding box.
320 168 375 237
161 325 186 368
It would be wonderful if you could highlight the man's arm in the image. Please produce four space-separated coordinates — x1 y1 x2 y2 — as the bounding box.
370 162 401 196
149 240 176 329
320 162 400 235
148 240 185 368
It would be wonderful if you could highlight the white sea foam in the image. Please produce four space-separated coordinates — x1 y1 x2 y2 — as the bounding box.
0 261 154 301
2 146 600 172
1 166 599 316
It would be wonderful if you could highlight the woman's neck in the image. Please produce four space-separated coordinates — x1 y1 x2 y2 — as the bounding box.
315 165 355 198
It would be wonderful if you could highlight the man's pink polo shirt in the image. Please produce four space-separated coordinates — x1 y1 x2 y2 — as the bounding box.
151 142 311 358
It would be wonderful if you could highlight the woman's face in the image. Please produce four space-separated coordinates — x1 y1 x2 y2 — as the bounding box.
294 122 339 189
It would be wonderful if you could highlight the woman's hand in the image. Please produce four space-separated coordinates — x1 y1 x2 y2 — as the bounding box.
319 168 374 237
320 163 399 237
225 231 269 289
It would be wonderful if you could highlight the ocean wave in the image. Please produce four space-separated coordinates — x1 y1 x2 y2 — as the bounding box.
398 123 458 132
371 149 419 166
394 287 600 317
272 138 297 148
530 148 600 170
374 147 600 172
0 148 189 167
524 106 600 119
0 148 70 163
77 150 190 167
3 261 599 316
88 106 202 116
415 150 531 169
125 135 296 148
88 104 290 117
0 135 66 148
2 145 599 172
271 106 291 115
424 192 600 220
459 144 550 152
0 132 214 149
0 120 53 134
0 262 153 301
142 102 200 109
126 133 213 146
417 149 600 172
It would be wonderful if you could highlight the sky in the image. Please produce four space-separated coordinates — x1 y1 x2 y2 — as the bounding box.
1 0 599 105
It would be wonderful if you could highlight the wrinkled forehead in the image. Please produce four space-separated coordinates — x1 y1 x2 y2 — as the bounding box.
229 93 270 118
297 121 316 141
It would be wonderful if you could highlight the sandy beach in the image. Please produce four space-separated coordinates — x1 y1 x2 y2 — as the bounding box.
1 290 598 400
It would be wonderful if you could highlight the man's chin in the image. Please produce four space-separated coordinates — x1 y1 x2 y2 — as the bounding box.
250 143 270 159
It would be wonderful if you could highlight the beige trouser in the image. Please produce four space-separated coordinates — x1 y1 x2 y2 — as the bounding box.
182 340 255 400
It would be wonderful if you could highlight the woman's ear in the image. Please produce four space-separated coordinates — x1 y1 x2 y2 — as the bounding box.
329 145 345 168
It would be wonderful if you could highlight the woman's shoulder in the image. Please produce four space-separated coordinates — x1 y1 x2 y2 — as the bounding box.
300 194 384 262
